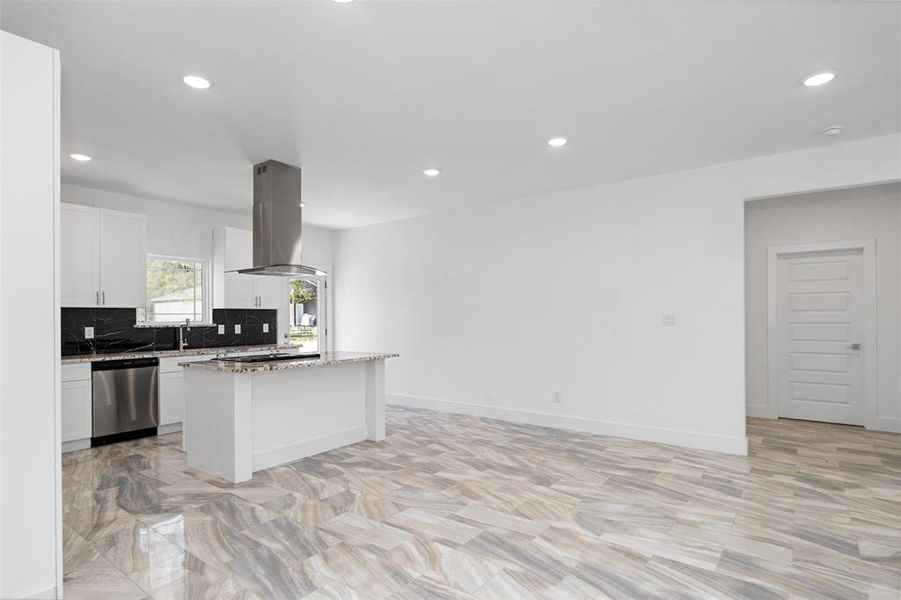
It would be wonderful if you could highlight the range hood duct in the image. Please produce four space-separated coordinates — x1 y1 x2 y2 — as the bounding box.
238 160 325 277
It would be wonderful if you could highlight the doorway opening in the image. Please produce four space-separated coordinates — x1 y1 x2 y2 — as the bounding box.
288 275 327 352
744 182 900 432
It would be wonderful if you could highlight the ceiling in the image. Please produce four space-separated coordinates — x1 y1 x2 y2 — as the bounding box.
1 1 899 229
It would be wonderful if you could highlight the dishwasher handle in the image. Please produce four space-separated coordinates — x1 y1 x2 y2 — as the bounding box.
92 357 160 371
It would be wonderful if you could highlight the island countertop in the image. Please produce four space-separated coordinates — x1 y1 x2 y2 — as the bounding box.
179 351 399 373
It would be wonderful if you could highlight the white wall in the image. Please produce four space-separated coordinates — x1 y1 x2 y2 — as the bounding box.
62 184 336 343
745 183 901 429
334 134 901 454
0 31 60 600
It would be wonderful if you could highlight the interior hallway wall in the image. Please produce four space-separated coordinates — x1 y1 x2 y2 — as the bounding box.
334 134 901 454
745 182 901 429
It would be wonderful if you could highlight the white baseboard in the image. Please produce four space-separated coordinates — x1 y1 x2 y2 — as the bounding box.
253 426 368 471
389 394 748 455
746 407 901 434
61 438 90 453
872 416 901 434
158 422 183 435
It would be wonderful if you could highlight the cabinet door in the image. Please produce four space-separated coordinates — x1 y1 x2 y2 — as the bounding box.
99 209 146 308
223 271 257 309
224 228 254 271
255 276 285 310
159 371 185 426
61 380 92 442
60 204 100 307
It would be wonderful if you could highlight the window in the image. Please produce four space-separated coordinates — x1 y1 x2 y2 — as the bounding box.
289 276 325 351
142 255 208 324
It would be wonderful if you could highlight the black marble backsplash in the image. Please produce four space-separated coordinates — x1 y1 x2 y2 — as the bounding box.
61 308 278 356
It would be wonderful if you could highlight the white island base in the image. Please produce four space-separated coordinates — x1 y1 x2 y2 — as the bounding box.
182 353 395 483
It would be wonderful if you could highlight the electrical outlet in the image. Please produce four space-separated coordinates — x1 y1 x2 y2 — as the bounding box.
218 324 225 335
662 313 676 327
263 323 269 333
84 326 94 339
553 391 562 403
234 324 241 334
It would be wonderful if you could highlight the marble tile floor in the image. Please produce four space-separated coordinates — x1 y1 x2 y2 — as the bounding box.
60 407 901 599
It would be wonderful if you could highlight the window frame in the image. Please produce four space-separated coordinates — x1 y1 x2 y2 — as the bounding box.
143 253 212 325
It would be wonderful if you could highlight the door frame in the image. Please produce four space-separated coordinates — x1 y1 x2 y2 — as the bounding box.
766 239 878 428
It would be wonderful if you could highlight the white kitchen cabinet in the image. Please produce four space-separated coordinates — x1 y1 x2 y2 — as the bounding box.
61 380 92 443
61 204 101 307
61 364 92 446
99 209 146 307
159 371 185 426
60 203 147 308
221 273 284 309
222 227 253 271
213 226 287 310
255 276 285 309
222 271 258 309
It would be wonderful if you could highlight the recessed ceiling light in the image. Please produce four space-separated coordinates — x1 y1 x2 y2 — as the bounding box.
822 125 843 137
69 153 92 162
182 74 212 90
423 168 440 177
333 0 354 3
803 70 837 87
547 137 568 148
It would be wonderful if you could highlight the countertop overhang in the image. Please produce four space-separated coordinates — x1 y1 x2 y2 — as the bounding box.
61 344 300 365
180 351 399 373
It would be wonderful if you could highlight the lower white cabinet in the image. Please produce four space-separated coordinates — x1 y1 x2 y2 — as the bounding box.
61 349 285 450
61 380 92 443
159 371 185 426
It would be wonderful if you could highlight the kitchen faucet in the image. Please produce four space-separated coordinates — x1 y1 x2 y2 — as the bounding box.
178 318 190 351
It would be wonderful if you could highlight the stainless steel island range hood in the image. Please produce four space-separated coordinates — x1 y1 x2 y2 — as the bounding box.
238 160 326 277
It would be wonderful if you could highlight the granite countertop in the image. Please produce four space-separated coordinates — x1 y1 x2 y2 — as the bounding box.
61 344 301 365
180 351 399 373
133 322 216 329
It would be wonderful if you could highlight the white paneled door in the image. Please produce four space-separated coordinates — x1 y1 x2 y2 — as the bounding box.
775 249 866 425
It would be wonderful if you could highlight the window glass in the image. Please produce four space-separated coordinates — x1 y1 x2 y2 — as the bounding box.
289 278 320 351
144 256 206 323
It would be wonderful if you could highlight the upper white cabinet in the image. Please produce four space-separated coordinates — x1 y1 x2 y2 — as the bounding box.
221 227 253 271
222 271 257 309
213 227 286 310
61 204 101 307
61 203 147 308
255 276 285 309
99 209 146 307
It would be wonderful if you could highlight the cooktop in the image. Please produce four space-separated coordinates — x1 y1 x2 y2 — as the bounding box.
215 352 320 363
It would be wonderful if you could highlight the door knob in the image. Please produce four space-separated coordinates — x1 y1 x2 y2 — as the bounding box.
849 343 862 351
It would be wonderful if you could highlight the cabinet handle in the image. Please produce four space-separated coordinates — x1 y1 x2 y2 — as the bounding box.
102 291 106 306
96 290 101 306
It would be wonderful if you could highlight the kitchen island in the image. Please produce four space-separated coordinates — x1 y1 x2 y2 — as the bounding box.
179 351 398 482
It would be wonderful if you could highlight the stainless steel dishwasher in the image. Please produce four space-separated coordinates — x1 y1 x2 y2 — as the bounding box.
92 357 159 446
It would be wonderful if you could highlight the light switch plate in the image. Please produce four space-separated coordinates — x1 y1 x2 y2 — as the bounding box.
84 326 94 339
263 323 269 333
218 324 225 335
661 313 676 327
234 324 241 334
